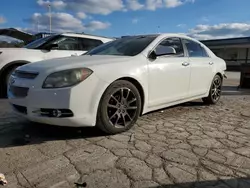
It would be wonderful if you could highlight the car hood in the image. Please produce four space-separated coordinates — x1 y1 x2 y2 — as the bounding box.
18 55 134 73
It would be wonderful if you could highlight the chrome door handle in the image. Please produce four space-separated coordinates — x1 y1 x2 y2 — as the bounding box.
209 62 214 65
182 62 190 66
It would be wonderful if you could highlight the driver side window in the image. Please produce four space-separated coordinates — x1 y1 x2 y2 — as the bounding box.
56 37 80 51
155 37 184 57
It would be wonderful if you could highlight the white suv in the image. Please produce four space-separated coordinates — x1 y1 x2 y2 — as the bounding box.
0 33 113 97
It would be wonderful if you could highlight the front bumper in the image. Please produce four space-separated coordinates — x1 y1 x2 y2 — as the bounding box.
8 74 108 127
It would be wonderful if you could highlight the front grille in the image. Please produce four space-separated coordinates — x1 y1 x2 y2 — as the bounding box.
12 104 27 114
14 70 39 79
9 86 29 98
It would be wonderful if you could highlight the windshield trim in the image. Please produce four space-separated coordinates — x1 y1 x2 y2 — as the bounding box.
24 35 59 49
86 35 158 57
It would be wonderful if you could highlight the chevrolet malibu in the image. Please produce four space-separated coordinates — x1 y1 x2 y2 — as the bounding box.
8 34 226 134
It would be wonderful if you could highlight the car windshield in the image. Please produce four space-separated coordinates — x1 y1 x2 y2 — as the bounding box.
24 35 57 49
86 35 157 56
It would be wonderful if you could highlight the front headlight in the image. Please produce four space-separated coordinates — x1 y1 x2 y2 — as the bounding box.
43 68 93 89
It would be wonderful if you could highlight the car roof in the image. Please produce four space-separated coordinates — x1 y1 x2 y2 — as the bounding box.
61 33 114 41
130 33 216 58
158 33 197 40
121 34 160 38
121 33 195 40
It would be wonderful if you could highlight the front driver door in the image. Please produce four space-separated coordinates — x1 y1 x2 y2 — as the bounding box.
148 37 191 107
44 36 84 60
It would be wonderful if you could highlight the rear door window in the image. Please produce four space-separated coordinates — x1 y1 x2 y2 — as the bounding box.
78 38 103 51
183 39 209 57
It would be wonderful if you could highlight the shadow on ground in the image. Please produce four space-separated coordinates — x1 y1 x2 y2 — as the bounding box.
151 178 250 188
222 86 250 95
0 91 248 149
1 86 249 149
0 101 207 149
0 121 107 148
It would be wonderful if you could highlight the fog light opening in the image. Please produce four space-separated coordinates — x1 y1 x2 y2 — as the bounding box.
40 108 74 118
52 109 62 118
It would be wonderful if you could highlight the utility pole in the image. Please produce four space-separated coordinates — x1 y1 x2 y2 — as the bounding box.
157 26 160 34
37 19 39 33
48 4 52 34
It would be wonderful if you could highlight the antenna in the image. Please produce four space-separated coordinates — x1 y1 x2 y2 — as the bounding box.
37 19 39 33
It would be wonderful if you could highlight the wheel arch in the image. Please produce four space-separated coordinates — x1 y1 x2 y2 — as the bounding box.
216 72 223 80
95 76 146 133
0 60 31 97
215 72 224 85
204 71 224 99
0 60 30 80
96 76 146 117
116 77 145 115
203 72 223 105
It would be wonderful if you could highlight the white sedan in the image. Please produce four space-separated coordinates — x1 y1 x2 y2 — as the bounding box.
8 34 226 134
0 33 113 98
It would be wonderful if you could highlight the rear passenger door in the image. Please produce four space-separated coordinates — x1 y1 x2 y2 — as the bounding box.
182 39 214 97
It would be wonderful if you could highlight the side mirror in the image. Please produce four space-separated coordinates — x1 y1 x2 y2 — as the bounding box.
45 43 59 51
148 51 157 60
155 46 176 57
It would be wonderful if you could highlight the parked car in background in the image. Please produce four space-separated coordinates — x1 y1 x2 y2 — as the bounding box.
0 33 114 97
8 34 226 134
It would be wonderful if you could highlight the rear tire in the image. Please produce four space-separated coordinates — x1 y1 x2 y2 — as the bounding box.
96 80 142 134
202 75 222 105
0 65 19 98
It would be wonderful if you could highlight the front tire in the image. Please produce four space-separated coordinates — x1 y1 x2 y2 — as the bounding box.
202 75 222 105
97 80 142 134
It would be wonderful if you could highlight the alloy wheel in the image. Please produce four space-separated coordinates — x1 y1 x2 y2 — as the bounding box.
211 77 222 102
107 87 138 128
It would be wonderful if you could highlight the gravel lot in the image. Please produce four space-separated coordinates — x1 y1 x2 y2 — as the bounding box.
0 72 250 188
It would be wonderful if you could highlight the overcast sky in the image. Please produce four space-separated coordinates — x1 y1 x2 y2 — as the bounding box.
0 0 250 41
